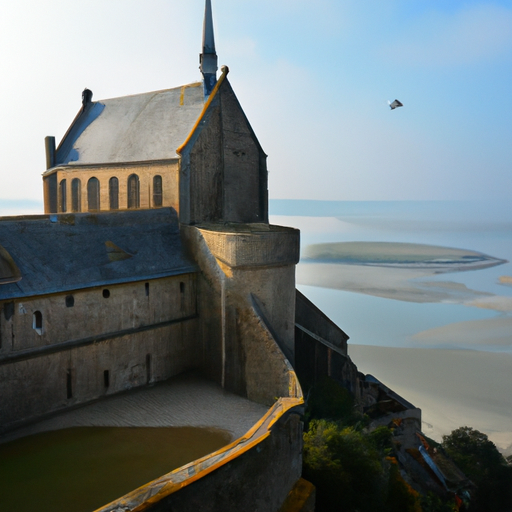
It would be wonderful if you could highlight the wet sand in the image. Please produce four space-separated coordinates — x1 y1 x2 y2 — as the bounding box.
297 262 496 304
413 317 512 350
349 344 512 454
296 245 512 454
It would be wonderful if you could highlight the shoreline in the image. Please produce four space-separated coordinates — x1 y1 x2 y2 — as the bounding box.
349 344 512 454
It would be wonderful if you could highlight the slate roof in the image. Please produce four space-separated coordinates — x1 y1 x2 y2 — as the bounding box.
52 82 205 167
0 208 197 300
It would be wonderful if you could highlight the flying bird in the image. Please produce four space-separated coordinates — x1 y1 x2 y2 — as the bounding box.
388 99 403 110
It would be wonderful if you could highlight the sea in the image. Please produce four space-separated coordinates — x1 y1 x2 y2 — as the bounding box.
269 199 512 353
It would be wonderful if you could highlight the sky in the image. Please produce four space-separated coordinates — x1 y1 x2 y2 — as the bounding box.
1 0 512 204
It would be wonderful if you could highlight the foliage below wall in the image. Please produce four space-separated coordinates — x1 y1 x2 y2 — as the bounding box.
301 377 466 512
442 427 512 512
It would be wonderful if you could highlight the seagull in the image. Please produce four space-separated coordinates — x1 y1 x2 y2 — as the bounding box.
388 99 403 110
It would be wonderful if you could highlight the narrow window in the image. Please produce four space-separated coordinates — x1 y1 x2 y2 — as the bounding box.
71 178 81 212
65 295 74 308
87 177 100 211
59 179 67 212
66 369 73 399
102 289 110 299
153 175 163 207
33 311 43 335
146 354 151 384
180 282 185 312
145 282 149 297
3 301 14 321
127 174 140 209
109 177 119 210
104 370 110 388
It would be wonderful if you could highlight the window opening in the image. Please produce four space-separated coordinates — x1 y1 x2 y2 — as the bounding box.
127 174 140 209
145 282 150 297
59 179 67 213
71 178 81 212
146 354 151 384
180 282 185 312
87 177 100 211
153 175 163 207
3 301 14 321
66 369 73 399
65 295 74 308
104 370 110 388
33 311 43 334
109 177 119 210
102 289 110 299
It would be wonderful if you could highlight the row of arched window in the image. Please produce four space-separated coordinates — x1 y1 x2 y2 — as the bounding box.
58 174 163 212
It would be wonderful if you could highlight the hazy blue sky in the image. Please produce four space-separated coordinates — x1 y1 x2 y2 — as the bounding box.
1 0 511 202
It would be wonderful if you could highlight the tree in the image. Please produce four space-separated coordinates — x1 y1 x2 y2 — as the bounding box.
442 427 512 512
303 419 385 512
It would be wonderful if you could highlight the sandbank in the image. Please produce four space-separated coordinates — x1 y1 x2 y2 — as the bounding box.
349 344 512 453
412 317 512 351
302 241 506 270
499 275 512 286
296 262 494 304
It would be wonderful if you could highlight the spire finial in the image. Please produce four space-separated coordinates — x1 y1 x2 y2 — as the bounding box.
200 0 218 98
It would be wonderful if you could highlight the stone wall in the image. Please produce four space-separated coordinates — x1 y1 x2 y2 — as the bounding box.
181 224 300 401
0 274 200 432
179 77 268 225
219 79 268 224
43 161 179 214
145 412 303 512
294 289 359 393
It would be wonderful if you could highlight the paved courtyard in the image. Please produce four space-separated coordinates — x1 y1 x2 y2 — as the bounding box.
1 372 268 444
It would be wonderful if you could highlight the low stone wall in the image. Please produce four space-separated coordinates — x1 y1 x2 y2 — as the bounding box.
96 399 304 512
0 319 200 433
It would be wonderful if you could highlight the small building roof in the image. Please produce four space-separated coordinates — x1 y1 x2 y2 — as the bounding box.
0 208 196 300
53 82 205 167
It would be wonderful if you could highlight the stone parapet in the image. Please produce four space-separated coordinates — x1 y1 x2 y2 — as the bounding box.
197 223 300 268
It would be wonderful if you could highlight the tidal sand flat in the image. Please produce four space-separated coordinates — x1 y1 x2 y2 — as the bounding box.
298 241 508 305
412 316 512 351
349 344 512 453
302 241 506 270
297 263 498 303
499 275 512 286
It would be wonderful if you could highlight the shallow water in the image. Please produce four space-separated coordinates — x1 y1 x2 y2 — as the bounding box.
0 426 232 512
271 199 512 352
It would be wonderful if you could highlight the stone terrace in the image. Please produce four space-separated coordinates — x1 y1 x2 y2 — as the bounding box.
0 372 268 444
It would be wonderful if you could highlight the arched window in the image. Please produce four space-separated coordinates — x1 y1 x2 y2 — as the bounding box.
59 179 67 212
71 178 81 212
153 175 163 207
87 177 100 211
109 177 119 210
33 310 43 335
127 174 140 209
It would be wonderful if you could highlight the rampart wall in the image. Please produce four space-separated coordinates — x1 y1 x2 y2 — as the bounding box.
94 221 305 511
0 274 200 433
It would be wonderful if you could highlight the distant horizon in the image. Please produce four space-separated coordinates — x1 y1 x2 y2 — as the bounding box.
1 1 512 202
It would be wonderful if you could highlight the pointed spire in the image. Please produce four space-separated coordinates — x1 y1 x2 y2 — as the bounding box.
200 0 218 98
